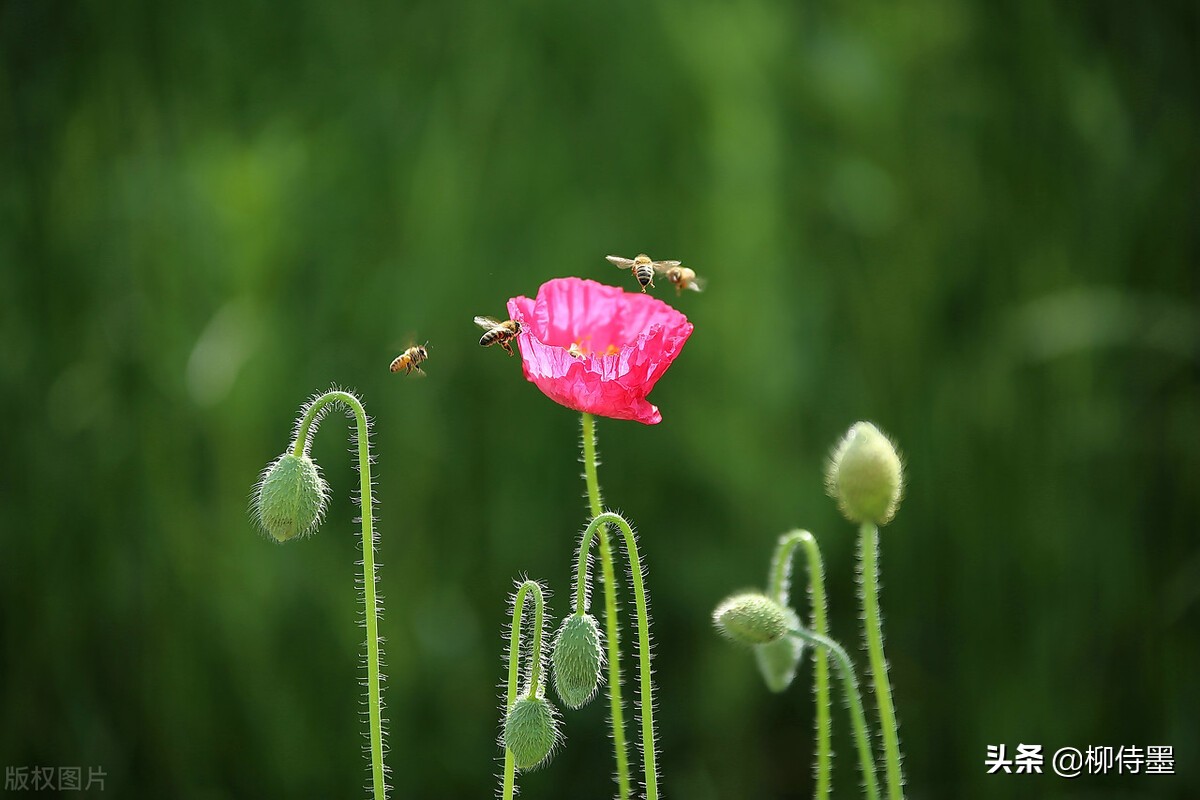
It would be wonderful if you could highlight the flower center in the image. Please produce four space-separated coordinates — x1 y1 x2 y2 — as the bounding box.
568 338 620 357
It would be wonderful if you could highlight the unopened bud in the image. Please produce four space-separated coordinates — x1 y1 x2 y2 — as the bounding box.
503 695 561 771
551 613 605 709
754 606 804 692
826 421 904 525
252 452 329 542
713 592 789 646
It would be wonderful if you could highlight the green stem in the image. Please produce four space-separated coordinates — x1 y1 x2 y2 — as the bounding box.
293 390 386 800
501 580 546 800
769 531 832 800
576 512 659 800
788 628 880 800
580 413 632 800
860 521 904 800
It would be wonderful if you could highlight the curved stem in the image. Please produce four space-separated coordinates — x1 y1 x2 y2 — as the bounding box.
580 413 632 800
574 531 593 614
770 531 832 800
788 628 880 800
501 580 546 800
860 522 904 800
292 390 386 800
578 512 660 800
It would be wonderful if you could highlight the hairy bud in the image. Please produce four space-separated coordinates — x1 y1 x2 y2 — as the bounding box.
826 421 904 525
551 613 604 709
713 592 789 646
754 605 805 692
503 695 561 771
252 452 329 542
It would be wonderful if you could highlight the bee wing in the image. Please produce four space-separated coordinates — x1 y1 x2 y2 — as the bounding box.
606 255 636 269
650 260 682 271
686 275 707 293
474 315 503 331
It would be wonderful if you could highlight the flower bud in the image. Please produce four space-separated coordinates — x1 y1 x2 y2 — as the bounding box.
252 452 329 542
754 606 805 692
713 592 789 646
551 613 605 709
503 694 561 771
825 421 904 525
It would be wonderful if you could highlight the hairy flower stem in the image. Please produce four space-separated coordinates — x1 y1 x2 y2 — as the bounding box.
788 628 880 800
859 521 904 800
574 511 659 800
579 413 634 800
501 580 546 800
293 391 386 800
769 531 832 799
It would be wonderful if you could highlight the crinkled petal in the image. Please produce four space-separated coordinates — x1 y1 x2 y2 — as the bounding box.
507 278 692 425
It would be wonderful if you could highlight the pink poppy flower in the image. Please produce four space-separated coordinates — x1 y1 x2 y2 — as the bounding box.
506 278 693 425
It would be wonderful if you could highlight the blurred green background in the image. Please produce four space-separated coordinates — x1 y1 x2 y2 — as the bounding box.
2 1 1197 798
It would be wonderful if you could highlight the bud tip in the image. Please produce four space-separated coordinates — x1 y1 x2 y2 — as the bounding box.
551 613 605 709
503 695 561 771
826 421 904 525
252 452 329 542
713 592 790 646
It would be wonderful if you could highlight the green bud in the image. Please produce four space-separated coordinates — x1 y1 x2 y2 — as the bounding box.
503 694 560 771
551 613 604 709
754 606 805 692
713 592 789 646
252 452 329 542
826 421 904 525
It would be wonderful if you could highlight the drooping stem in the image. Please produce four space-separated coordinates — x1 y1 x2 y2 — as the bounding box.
860 521 904 800
788 628 880 800
579 413 632 800
501 580 546 800
576 511 660 800
769 531 832 799
293 390 386 800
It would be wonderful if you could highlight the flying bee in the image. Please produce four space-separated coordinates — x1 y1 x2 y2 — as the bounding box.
606 253 681 292
567 342 585 358
660 265 706 296
474 316 523 356
389 342 429 376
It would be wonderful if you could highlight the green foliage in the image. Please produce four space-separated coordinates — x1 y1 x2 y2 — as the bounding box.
754 606 804 694
2 0 1197 797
